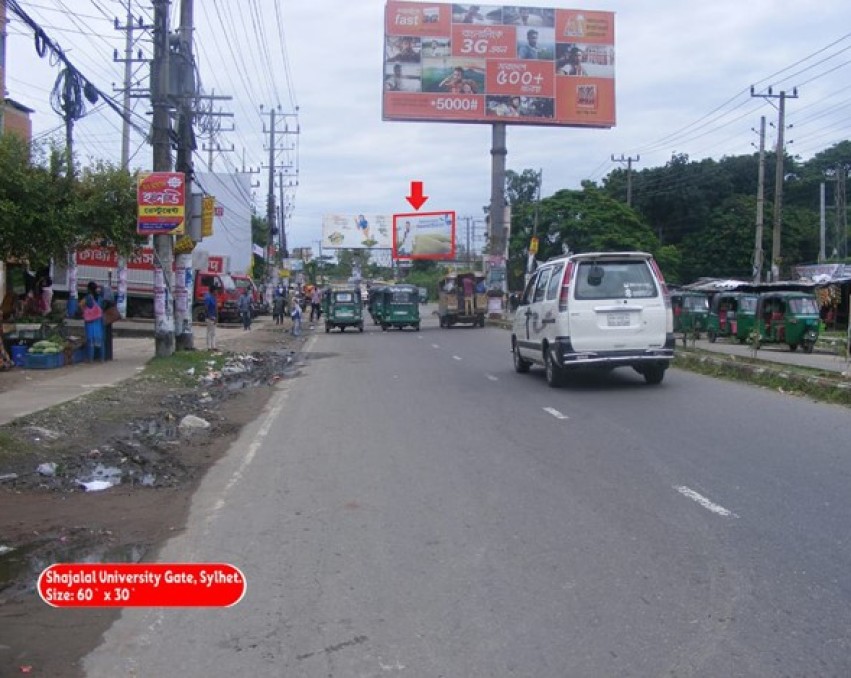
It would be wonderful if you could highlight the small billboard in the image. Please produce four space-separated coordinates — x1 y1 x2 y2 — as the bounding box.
137 172 186 235
393 211 456 260
383 2 615 128
322 214 394 249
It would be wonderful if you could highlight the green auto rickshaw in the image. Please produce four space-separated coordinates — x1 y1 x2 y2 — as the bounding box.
706 291 758 343
377 284 420 331
671 290 710 339
324 287 364 333
754 291 820 352
368 285 387 325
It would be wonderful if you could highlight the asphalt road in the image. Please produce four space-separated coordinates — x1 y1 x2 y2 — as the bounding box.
84 311 851 677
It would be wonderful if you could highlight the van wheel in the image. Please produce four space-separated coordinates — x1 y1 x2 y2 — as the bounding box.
544 349 562 387
513 343 530 373
643 365 666 385
192 306 206 323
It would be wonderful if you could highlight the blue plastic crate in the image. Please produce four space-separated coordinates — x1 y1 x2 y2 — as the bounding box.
25 352 65 369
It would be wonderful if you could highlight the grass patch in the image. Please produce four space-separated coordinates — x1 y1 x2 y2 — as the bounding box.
674 349 851 408
0 430 22 459
141 350 227 387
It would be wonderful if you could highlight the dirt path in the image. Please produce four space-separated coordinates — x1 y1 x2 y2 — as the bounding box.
0 319 307 677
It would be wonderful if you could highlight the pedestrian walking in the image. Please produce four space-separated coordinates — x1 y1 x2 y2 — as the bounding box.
291 298 302 336
83 281 105 362
238 287 252 330
310 286 322 321
273 292 285 325
203 285 218 350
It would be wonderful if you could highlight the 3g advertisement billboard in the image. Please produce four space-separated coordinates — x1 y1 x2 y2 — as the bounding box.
383 2 615 128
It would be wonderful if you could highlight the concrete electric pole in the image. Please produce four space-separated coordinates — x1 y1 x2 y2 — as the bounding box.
753 116 766 282
611 154 639 207
151 0 174 357
751 86 798 280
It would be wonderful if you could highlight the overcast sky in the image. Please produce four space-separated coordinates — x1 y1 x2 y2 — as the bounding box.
5 0 851 267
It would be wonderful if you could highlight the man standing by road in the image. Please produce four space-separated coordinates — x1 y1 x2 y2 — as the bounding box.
310 286 323 322
238 287 252 331
203 285 218 350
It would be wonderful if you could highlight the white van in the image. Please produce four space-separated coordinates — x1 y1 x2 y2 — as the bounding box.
511 252 675 386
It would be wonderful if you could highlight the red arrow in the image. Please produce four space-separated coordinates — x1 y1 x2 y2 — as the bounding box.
406 181 429 210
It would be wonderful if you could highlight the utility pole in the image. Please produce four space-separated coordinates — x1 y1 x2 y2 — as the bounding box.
751 86 798 280
753 116 766 282
113 3 151 170
173 0 195 350
151 0 174 357
611 154 639 206
836 163 847 261
1 0 9 135
264 106 277 283
261 105 299 284
197 89 234 170
819 182 826 263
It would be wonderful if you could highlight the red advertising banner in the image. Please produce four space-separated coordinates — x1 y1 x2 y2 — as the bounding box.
383 2 615 128
38 563 246 608
137 172 186 235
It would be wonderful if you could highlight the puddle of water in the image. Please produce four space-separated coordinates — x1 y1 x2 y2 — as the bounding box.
0 537 148 593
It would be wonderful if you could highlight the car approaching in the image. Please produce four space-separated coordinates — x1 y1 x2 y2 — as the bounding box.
511 251 675 386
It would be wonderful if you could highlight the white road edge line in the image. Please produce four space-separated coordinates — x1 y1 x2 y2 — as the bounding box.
486 374 498 381
453 355 462 361
674 485 738 518
543 407 569 420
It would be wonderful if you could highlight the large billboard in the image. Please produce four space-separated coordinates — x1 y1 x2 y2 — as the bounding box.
383 2 615 128
322 214 393 249
393 211 456 259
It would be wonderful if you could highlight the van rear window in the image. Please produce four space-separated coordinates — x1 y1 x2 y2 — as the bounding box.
574 261 658 300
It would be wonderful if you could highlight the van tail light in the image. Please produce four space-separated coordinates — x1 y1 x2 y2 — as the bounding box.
649 258 672 309
559 261 575 312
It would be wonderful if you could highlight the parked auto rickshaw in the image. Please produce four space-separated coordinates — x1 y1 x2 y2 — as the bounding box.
437 272 486 328
671 290 709 339
706 291 758 343
754 291 820 352
376 284 420 331
323 287 364 333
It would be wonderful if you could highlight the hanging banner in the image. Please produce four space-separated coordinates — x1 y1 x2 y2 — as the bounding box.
137 172 186 235
201 196 215 238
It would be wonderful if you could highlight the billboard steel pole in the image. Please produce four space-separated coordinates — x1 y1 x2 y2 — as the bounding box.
489 123 507 307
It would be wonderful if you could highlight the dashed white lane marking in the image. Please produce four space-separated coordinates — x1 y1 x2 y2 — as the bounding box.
452 355 462 361
543 407 569 420
431 344 440 349
674 486 737 518
486 374 499 381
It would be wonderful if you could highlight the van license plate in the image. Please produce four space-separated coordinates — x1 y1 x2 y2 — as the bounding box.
607 312 630 327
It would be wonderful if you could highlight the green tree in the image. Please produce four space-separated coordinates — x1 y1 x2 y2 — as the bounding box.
508 185 660 290
69 161 142 254
0 136 72 266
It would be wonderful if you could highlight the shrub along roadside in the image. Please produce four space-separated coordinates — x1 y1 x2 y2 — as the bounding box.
673 349 851 408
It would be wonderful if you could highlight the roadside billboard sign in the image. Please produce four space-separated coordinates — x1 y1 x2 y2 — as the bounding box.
383 2 615 128
321 214 393 249
137 172 186 235
393 211 456 260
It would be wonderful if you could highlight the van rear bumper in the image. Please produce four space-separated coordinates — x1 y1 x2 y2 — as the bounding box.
551 333 675 368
